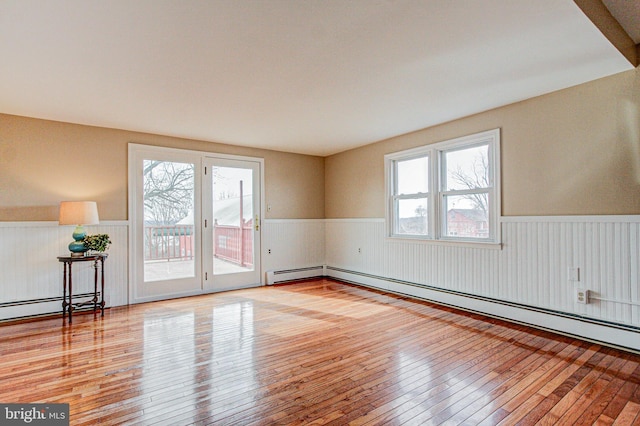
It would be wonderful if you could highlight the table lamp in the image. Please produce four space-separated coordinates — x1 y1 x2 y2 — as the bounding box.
59 201 100 257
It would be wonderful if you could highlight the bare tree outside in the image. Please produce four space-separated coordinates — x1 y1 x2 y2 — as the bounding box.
444 145 491 238
447 147 489 215
414 204 427 217
213 167 236 200
142 160 197 277
143 160 195 224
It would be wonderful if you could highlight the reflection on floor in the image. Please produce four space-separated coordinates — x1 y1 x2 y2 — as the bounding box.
144 257 251 281
3 280 639 424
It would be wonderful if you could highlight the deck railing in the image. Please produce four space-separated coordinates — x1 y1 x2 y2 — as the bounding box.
144 225 194 261
144 224 253 266
213 224 253 267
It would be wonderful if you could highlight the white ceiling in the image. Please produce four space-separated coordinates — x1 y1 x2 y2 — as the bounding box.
0 0 635 156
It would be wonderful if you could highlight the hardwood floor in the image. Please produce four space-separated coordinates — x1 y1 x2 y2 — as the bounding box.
1 279 640 425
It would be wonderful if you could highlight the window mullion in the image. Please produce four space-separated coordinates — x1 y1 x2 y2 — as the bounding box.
431 149 440 239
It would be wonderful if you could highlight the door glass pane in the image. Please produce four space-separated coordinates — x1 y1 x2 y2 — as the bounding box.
444 194 489 238
143 160 195 282
212 166 254 275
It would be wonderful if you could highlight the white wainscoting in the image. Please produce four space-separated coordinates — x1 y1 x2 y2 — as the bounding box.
324 217 640 351
262 219 326 282
0 219 323 321
0 221 128 320
3 216 639 351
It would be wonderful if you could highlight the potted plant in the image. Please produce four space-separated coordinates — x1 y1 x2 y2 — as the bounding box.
83 234 112 253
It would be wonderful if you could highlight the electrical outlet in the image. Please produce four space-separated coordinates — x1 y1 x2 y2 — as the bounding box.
575 288 590 304
268 249 271 254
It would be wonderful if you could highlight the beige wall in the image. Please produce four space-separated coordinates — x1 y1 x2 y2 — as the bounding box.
0 114 325 221
2 66 639 222
326 66 640 218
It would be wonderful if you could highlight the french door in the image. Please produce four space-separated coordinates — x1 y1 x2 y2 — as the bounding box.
202 157 261 291
129 144 262 303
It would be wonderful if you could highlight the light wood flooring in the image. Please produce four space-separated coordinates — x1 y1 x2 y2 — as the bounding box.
1 279 640 425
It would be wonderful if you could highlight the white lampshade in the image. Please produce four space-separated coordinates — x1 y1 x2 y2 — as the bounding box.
59 201 100 225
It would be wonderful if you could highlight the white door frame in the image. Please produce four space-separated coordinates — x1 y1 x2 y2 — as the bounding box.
202 156 262 292
128 143 265 304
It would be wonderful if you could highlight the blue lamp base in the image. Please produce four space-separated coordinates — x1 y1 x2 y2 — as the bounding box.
69 225 88 257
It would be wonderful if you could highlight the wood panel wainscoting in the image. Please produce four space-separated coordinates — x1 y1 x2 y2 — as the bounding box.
1 279 639 425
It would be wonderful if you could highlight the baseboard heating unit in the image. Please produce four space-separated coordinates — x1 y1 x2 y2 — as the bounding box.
323 266 640 353
266 266 327 285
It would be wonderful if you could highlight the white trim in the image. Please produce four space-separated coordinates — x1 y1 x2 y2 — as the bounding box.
325 218 385 223
323 215 640 224
25 216 636 227
264 218 326 224
386 235 503 250
0 221 61 227
385 129 499 160
128 283 263 305
0 215 635 232
500 215 640 223
0 220 129 228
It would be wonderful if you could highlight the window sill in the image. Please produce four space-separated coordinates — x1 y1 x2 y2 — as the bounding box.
386 236 503 250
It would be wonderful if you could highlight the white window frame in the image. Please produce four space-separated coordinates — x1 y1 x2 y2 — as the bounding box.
385 128 501 246
391 153 432 238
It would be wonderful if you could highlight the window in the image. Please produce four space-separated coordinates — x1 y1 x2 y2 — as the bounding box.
386 129 500 243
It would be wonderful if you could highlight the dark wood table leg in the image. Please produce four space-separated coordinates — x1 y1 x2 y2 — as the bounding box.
93 258 99 313
62 262 68 321
68 262 73 323
100 257 105 316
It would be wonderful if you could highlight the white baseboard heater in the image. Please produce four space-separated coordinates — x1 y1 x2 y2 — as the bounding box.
266 265 640 353
0 292 100 322
324 266 640 353
266 266 327 285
